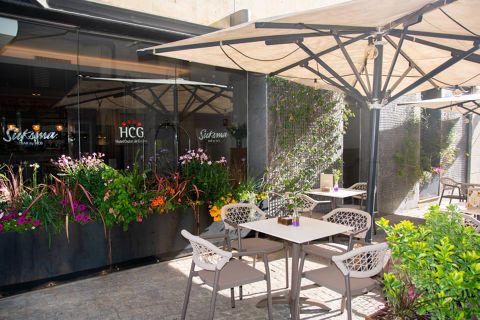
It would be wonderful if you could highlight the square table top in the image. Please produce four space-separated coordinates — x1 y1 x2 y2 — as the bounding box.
306 188 366 199
240 217 352 244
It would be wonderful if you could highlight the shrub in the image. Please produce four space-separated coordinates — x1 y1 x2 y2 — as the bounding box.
378 204 480 319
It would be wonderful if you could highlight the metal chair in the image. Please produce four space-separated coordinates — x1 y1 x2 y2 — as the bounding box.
285 192 330 218
265 191 289 217
460 213 480 233
301 208 371 262
338 182 368 210
300 242 389 320
181 229 273 320
221 203 289 290
439 177 464 204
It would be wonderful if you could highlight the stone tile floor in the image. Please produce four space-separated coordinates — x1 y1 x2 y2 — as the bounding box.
0 200 451 320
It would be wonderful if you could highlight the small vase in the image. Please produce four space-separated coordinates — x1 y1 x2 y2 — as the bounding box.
333 184 339 192
292 209 300 227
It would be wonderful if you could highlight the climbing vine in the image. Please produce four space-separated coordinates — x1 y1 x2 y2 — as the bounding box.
265 77 353 193
394 109 458 182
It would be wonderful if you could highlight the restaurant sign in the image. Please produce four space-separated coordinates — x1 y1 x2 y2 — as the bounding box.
197 129 228 143
3 128 58 146
115 119 146 144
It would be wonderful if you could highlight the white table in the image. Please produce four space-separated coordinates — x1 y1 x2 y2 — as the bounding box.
240 217 352 319
306 188 367 208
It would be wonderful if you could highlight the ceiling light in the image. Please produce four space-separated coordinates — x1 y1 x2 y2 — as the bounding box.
32 123 41 132
55 124 64 132
7 123 16 131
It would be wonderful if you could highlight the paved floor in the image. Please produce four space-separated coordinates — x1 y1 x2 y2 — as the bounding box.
0 201 448 320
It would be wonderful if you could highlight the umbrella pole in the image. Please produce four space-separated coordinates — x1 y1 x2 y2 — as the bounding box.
366 33 384 242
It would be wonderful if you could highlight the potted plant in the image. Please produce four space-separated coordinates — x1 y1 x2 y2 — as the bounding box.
373 204 480 319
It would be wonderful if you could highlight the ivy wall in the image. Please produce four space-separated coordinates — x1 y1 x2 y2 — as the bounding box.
265 77 351 193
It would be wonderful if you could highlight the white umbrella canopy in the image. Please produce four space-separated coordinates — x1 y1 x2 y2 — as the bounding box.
398 93 480 115
140 0 480 106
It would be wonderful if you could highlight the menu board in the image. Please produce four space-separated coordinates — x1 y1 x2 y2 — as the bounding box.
466 187 480 209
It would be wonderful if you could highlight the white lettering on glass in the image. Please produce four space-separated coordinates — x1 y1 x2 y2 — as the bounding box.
3 129 58 144
198 129 228 141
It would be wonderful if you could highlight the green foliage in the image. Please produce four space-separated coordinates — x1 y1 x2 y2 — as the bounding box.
377 205 480 319
394 110 458 182
266 77 350 193
99 164 151 231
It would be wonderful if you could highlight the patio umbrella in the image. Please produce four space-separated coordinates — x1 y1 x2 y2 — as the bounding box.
398 93 480 115
139 0 480 239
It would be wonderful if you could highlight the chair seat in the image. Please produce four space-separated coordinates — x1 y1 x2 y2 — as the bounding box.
198 259 265 290
304 265 377 296
231 238 284 253
303 242 348 260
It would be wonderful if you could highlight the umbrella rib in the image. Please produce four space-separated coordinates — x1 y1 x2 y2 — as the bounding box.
384 35 439 89
382 27 408 98
457 104 480 116
388 43 480 104
333 33 371 99
255 22 375 33
181 90 225 121
270 33 368 76
438 100 475 110
389 66 413 94
180 86 198 116
389 33 480 64
303 64 365 105
147 87 170 114
296 41 365 102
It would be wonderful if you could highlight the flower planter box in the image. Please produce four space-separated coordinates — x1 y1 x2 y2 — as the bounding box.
0 207 213 288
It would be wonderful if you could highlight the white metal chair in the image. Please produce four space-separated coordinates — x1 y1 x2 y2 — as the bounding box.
338 182 368 210
301 208 371 262
300 242 389 320
221 203 289 290
285 192 331 218
181 229 273 320
460 213 480 233
265 191 289 218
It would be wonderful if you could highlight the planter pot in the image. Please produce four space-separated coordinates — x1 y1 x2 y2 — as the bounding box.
0 205 219 288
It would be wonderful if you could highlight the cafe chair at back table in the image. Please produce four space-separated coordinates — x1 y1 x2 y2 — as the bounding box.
285 192 331 218
460 213 480 233
221 203 289 291
180 229 273 320
301 208 371 263
300 242 390 320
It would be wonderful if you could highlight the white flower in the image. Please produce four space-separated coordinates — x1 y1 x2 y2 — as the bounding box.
18 212 22 216
0 212 3 219
32 226 35 230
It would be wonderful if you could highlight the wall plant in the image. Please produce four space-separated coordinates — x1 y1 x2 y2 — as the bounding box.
265 76 352 193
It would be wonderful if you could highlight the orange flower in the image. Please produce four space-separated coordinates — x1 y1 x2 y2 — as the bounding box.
151 196 166 208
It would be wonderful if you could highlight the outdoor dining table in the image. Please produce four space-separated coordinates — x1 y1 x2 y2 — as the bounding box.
240 216 352 319
306 188 367 209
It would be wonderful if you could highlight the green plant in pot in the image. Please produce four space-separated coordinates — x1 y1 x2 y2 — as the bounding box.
377 204 480 319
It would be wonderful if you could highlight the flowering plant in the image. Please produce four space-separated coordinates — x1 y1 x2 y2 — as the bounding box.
180 149 230 204
208 193 237 222
99 164 151 231
0 209 41 233
150 172 199 213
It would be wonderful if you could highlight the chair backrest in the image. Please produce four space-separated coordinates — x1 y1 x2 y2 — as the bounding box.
294 193 318 212
460 213 480 233
322 208 371 239
440 177 459 188
348 182 368 200
332 242 389 278
266 191 288 217
221 203 266 231
181 229 232 271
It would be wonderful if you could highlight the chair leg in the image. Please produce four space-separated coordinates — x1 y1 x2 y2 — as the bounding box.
181 261 195 320
340 296 346 314
439 189 444 205
230 288 235 308
239 285 243 300
284 241 289 289
345 276 353 320
208 270 220 320
253 254 256 269
262 253 273 320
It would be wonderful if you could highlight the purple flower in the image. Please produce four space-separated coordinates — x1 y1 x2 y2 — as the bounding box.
132 201 137 207
17 217 26 225
24 217 32 224
75 214 83 222
408 287 415 299
60 199 67 205
82 215 89 223
78 204 87 212
33 220 41 227
0 223 3 232
72 202 79 209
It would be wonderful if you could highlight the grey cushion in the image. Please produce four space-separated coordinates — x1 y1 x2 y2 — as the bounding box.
303 243 348 260
304 265 377 296
198 259 265 290
231 238 284 253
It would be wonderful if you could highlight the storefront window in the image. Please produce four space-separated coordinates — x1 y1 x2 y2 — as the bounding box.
0 19 248 178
